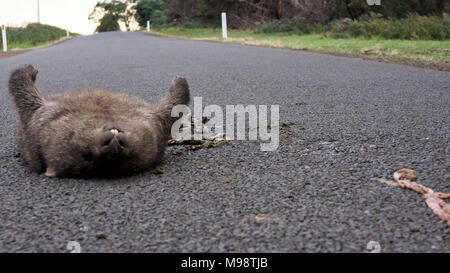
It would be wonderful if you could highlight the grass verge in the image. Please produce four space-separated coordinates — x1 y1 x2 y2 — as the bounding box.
1 23 78 51
147 27 450 71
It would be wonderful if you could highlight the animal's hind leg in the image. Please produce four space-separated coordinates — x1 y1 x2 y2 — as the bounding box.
8 65 43 124
167 76 190 107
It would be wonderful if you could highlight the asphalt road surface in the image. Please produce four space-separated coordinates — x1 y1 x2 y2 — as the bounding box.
0 32 448 253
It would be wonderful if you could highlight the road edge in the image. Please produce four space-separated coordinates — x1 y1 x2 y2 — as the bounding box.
0 36 76 60
140 31 450 72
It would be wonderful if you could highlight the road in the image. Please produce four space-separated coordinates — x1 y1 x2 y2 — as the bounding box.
0 32 448 252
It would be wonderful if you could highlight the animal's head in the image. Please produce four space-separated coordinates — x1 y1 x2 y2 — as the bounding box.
43 115 162 178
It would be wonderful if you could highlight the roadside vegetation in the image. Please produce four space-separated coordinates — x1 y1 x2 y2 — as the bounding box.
257 13 450 40
149 14 450 70
88 0 450 69
0 23 76 50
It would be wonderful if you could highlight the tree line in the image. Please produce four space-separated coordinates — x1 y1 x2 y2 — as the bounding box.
90 0 449 32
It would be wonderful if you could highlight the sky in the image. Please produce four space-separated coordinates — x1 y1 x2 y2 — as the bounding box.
0 0 135 34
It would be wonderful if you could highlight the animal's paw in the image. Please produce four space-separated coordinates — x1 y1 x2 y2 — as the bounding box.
171 75 188 91
169 75 190 105
10 64 38 83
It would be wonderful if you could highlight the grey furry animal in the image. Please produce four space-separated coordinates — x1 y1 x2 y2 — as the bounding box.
8 65 190 177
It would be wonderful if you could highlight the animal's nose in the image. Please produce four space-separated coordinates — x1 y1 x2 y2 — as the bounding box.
101 128 127 155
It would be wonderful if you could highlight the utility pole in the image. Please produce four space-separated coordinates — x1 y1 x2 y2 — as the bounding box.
37 0 40 23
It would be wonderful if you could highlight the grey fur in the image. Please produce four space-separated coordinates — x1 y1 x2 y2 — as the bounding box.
8 65 190 177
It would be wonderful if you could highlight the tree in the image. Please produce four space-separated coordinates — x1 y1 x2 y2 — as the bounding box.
329 0 446 20
96 13 121 32
164 0 197 23
89 0 137 32
160 0 446 29
135 0 167 26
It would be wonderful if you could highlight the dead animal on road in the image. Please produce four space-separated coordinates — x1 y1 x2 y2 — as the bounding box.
8 65 190 177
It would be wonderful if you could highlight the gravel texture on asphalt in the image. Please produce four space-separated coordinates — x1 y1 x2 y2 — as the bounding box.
0 31 448 252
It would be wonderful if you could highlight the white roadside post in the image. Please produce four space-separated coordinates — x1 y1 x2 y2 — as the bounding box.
1 25 7 52
221 12 227 39
66 29 70 37
37 0 40 23
147 20 150 32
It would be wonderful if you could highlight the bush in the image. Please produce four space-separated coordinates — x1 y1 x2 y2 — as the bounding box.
152 20 209 30
181 20 205 29
1 23 67 48
328 13 450 40
256 18 322 35
257 19 295 33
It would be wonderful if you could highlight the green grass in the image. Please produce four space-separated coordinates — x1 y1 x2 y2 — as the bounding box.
149 27 450 69
1 23 78 50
